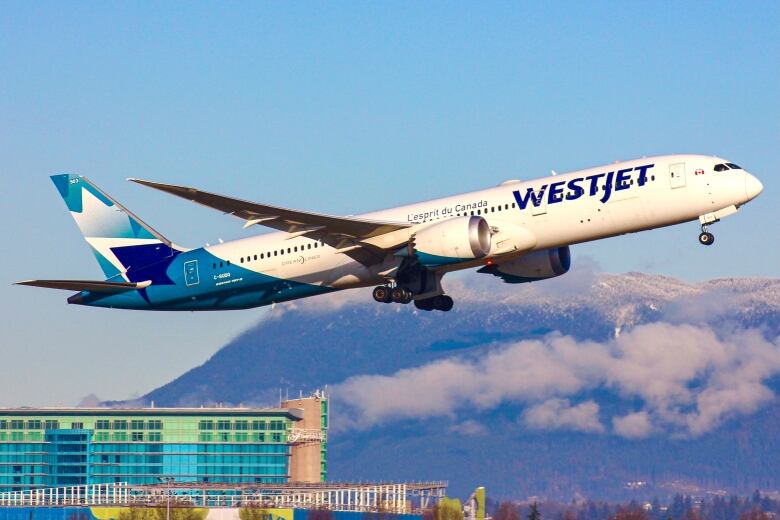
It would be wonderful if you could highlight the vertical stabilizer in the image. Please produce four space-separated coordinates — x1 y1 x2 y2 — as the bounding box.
50 174 181 280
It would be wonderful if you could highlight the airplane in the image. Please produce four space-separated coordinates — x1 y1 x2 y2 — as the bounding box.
16 154 763 312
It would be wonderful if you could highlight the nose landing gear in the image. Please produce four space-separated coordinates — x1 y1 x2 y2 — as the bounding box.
698 225 715 246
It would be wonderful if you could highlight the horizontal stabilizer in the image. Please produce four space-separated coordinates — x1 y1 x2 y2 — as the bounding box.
15 279 152 293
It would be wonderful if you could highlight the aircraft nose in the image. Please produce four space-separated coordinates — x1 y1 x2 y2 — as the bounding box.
745 173 764 201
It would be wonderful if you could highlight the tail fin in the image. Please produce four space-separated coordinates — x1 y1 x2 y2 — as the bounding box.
50 174 181 279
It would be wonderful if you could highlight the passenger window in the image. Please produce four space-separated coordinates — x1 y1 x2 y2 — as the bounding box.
254 255 257 260
505 204 509 210
287 248 291 253
240 257 244 263
261 253 264 259
212 263 216 269
274 251 277 256
219 262 223 268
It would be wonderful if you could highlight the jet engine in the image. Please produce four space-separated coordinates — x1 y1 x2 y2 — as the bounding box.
412 216 492 266
478 246 571 283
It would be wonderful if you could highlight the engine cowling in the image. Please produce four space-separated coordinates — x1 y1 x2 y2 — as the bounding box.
478 246 571 283
413 216 492 266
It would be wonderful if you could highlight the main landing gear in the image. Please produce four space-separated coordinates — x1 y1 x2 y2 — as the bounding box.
698 225 715 246
372 285 454 312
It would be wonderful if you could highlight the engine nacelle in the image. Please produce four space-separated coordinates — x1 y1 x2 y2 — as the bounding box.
479 246 571 283
413 216 492 266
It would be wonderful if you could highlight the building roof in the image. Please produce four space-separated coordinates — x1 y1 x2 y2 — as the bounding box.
0 407 304 420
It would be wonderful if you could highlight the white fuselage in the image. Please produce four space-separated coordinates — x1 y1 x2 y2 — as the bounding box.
201 154 760 295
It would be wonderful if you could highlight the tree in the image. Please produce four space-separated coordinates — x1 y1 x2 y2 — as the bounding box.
739 509 772 520
528 502 541 520
494 502 520 520
611 509 649 520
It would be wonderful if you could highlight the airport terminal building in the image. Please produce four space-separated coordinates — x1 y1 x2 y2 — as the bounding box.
0 394 328 492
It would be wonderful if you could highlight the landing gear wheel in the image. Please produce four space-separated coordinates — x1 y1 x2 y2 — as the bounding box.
372 286 392 303
698 231 715 246
391 287 413 304
432 295 454 312
414 298 435 311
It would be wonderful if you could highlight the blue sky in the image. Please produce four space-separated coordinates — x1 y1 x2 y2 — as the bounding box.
0 2 778 406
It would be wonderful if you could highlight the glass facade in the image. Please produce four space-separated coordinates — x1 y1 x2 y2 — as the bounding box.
0 407 315 492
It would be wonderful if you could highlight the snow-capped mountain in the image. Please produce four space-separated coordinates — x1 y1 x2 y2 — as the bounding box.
134 271 780 501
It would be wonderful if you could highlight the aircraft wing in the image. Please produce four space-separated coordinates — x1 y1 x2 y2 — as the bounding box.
129 178 412 264
15 279 152 292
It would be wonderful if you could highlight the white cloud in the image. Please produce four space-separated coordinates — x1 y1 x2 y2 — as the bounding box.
523 399 604 433
332 323 780 438
449 420 488 436
612 411 653 439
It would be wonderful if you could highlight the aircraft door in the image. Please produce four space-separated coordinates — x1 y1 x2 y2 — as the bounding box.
184 260 200 286
669 163 686 189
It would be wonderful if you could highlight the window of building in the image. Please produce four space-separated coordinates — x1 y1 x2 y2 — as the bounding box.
113 420 127 430
11 432 23 441
71 422 83 430
234 432 248 442
217 420 231 430
234 420 248 431
113 432 127 442
199 420 214 430
219 433 230 442
44 420 59 430
95 432 110 442
131 432 143 442
269 420 285 431
10 420 24 429
27 432 42 442
148 420 162 430
252 432 265 442
27 420 42 430
0 420 6 429
252 420 266 430
130 420 145 430
271 433 282 443
147 432 162 442
95 420 110 430
199 432 213 442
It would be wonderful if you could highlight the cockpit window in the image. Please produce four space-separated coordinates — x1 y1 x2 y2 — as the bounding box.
726 163 742 169
714 163 728 172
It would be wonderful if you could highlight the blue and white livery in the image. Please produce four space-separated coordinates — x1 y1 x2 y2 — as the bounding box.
17 155 764 312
